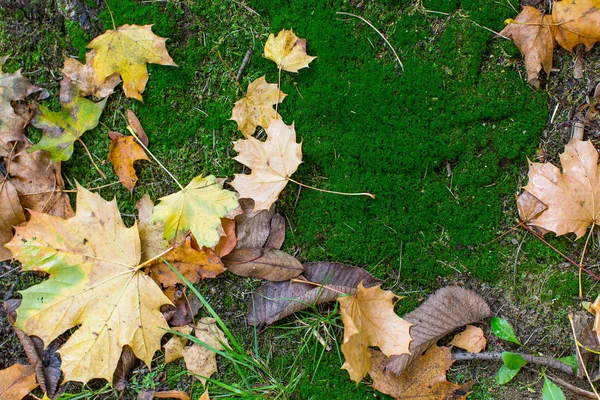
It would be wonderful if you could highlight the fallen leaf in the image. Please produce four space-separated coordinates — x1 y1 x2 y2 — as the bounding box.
338 283 412 382
223 248 303 281
151 175 240 247
164 326 193 364
88 24 178 101
386 286 491 375
450 325 487 353
59 51 121 103
0 364 38 400
107 130 149 193
182 318 228 386
248 262 380 325
230 119 302 211
127 109 149 146
0 179 25 261
553 0 600 52
0 56 40 156
264 29 316 72
30 97 107 161
6 184 172 384
113 346 137 392
499 7 556 88
516 190 547 223
214 218 237 257
198 389 210 400
264 213 285 249
523 139 600 238
153 391 191 400
369 346 472 400
230 76 286 137
234 198 276 249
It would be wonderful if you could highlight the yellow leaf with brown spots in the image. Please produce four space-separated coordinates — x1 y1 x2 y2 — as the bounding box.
264 29 316 73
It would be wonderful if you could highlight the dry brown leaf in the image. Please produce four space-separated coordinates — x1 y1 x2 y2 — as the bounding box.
153 391 191 400
164 326 193 364
113 346 137 392
553 0 600 52
223 248 303 281
230 119 302 211
231 76 286 137
264 29 316 72
198 389 210 400
264 213 285 249
182 318 228 386
499 7 556 88
0 179 25 261
339 283 412 382
59 51 121 102
214 218 237 257
369 346 472 400
516 190 548 223
248 262 380 325
449 325 487 353
386 286 491 375
107 130 149 193
88 24 177 101
234 198 276 249
0 363 38 400
523 139 600 238
127 109 149 146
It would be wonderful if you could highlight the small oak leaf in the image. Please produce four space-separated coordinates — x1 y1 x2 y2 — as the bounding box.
107 130 149 193
553 0 600 52
87 24 178 101
230 76 287 137
264 29 316 72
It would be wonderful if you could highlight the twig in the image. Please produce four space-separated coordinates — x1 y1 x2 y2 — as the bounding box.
77 138 107 179
287 177 375 198
547 374 597 399
452 351 574 375
236 48 253 81
217 51 245 94
336 11 404 71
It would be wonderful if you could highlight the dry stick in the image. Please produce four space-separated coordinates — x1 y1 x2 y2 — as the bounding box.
336 11 404 71
287 177 375 199
236 48 253 82
217 51 245 94
452 352 574 375
579 225 595 298
547 374 597 399
568 314 600 399
77 138 107 179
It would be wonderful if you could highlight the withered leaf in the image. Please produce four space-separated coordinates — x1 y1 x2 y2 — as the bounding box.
107 130 149 193
0 179 25 261
182 318 228 386
0 364 38 400
60 51 121 103
223 248 303 281
449 325 487 354
234 198 276 249
553 0 600 52
164 326 193 364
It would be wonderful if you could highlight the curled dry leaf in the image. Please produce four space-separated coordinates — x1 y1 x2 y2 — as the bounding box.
230 119 302 211
386 286 491 375
30 97 107 161
499 7 556 88
6 185 172 384
231 76 287 137
59 51 121 103
523 139 600 238
264 29 316 72
107 130 149 193
223 248 303 281
234 198 275 249
516 190 547 223
553 0 600 52
88 24 178 101
248 262 380 325
151 175 241 247
339 283 412 382
0 363 38 400
113 346 137 392
449 325 487 353
214 218 237 257
127 109 149 146
0 179 25 261
369 346 472 400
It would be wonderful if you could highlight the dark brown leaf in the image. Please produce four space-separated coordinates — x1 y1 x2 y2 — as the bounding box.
265 213 285 249
223 248 303 281
127 110 149 147
234 198 275 249
113 345 137 391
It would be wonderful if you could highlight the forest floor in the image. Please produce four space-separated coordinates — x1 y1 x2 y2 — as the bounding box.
1 0 600 399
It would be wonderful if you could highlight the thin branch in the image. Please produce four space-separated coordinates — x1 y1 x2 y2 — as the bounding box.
287 177 375 199
452 351 574 375
236 48 253 82
290 278 346 295
217 50 245 94
547 374 597 399
78 138 107 179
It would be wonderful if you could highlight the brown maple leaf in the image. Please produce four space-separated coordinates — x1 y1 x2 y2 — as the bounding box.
553 0 600 52
107 130 149 193
499 7 556 88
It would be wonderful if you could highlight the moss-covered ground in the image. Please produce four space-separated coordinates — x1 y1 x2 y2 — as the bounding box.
0 0 596 398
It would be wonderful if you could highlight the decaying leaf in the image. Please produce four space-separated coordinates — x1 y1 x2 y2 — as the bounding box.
386 286 491 375
107 130 149 193
0 179 25 261
0 56 39 156
113 346 137 392
127 109 149 146
230 119 302 211
449 325 487 353
0 363 38 400
264 213 286 249
523 139 600 238
30 97 106 161
198 389 210 400
182 318 228 386
499 7 556 88
234 198 276 249
164 326 193 364
223 248 303 281
6 185 172 384
369 346 472 400
59 51 121 103
151 175 240 247
264 29 316 72
230 76 287 137
248 262 380 325
516 190 547 223
88 24 177 101
338 283 412 382
553 0 600 52
214 218 237 257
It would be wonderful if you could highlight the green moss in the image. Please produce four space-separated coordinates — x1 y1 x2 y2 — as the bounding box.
64 19 89 60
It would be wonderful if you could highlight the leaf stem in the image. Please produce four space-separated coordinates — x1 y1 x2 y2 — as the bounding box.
290 278 346 295
286 177 375 199
103 0 117 31
275 65 283 114
78 138 106 179
568 314 600 399
136 246 174 270
579 224 595 298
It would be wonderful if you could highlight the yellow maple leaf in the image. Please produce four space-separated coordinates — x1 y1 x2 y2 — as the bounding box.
87 24 177 101
230 76 287 137
264 29 316 72
150 175 240 247
5 185 172 384
338 283 412 382
230 119 302 211
553 0 600 52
